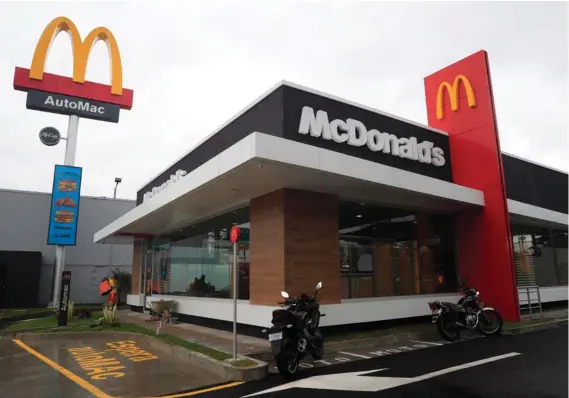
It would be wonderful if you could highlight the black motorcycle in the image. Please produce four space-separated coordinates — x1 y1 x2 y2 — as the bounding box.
428 286 503 341
262 282 325 379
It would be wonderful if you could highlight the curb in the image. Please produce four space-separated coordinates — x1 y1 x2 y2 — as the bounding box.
503 318 568 335
13 331 268 382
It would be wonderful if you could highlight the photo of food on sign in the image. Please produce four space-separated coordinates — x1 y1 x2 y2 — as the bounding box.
55 197 76 207
54 210 75 224
57 179 77 192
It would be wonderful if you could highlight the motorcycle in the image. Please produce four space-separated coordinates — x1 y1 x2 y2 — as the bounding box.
428 286 503 342
262 282 325 379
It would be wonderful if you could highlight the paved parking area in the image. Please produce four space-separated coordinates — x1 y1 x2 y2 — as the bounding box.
266 333 484 373
1 333 228 398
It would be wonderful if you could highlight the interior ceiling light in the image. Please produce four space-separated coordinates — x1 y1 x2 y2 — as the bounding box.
356 214 363 218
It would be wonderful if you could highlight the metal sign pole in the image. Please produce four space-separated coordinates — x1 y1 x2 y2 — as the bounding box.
232 241 238 360
51 114 79 308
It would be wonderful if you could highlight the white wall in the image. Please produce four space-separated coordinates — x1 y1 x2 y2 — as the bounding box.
128 292 462 327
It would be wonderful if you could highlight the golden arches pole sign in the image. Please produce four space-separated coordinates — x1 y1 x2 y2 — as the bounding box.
29 16 123 96
435 74 477 120
13 16 133 111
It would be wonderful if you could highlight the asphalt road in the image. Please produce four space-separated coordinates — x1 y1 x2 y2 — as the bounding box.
195 326 568 398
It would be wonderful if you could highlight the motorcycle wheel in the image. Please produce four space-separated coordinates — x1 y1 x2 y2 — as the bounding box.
436 315 460 342
276 351 299 380
310 330 324 360
477 309 503 336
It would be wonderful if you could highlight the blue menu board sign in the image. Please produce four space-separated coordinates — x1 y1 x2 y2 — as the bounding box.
47 165 83 246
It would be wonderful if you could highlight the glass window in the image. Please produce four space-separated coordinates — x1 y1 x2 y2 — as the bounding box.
146 207 250 300
511 224 563 287
338 201 458 299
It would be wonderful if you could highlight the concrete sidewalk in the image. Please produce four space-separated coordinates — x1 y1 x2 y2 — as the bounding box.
118 305 568 359
119 310 270 357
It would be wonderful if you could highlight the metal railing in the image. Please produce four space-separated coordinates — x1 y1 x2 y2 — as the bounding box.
518 285 543 320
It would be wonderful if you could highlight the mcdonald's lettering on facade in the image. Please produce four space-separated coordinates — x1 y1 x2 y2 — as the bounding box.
435 74 477 120
13 16 134 110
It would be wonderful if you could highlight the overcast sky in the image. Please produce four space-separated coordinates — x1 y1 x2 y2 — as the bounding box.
0 1 566 200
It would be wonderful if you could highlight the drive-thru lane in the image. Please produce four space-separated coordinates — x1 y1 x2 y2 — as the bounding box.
191 326 568 398
1 333 226 398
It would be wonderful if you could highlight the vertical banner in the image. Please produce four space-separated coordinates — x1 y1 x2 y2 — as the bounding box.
423 50 519 321
58 271 72 327
47 165 83 246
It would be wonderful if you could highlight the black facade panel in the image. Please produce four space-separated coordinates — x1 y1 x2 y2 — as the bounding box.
282 86 454 182
502 154 568 214
0 251 42 308
136 87 285 204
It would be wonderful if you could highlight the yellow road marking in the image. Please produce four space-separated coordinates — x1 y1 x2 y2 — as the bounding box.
156 382 244 398
13 338 244 398
13 339 113 398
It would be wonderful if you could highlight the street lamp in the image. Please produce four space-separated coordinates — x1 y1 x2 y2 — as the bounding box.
109 177 122 270
113 177 122 199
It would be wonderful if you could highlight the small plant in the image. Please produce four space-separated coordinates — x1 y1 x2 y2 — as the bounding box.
67 301 75 322
98 304 118 326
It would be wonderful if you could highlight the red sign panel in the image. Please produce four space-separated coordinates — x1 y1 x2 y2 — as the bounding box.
424 50 519 321
230 226 241 244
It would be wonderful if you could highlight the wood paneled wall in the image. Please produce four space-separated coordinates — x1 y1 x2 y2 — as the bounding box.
250 189 341 305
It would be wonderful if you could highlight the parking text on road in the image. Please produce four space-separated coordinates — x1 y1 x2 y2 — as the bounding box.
105 340 158 362
68 347 126 381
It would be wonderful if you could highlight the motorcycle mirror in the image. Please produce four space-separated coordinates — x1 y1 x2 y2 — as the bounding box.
316 282 322 290
281 291 289 299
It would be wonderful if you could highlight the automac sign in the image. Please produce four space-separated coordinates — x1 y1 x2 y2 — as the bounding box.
26 90 120 123
298 106 446 167
43 95 105 114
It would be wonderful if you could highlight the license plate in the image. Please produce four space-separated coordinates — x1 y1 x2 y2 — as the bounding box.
432 309 441 323
268 332 283 342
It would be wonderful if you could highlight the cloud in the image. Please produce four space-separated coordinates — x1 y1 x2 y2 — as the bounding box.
0 1 566 200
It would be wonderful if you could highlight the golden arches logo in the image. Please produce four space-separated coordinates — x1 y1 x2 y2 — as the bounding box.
436 74 477 120
29 16 123 96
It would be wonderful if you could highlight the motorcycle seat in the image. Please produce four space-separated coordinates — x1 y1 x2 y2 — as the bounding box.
442 302 464 311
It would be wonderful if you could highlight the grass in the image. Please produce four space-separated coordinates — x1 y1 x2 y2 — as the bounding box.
6 312 237 363
0 308 53 319
6 311 104 331
504 317 566 328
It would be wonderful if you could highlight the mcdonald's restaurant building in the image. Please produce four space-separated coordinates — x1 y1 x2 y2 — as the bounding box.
95 51 568 331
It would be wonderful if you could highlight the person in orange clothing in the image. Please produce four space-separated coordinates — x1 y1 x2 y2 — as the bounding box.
107 272 119 308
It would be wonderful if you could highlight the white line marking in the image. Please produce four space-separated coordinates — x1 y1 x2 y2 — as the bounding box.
414 352 521 382
338 351 371 359
410 340 444 346
244 352 521 396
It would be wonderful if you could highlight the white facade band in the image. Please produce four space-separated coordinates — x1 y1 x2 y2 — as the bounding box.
298 106 446 167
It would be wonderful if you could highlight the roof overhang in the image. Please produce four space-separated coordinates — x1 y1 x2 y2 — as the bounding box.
94 132 485 244
507 199 568 229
